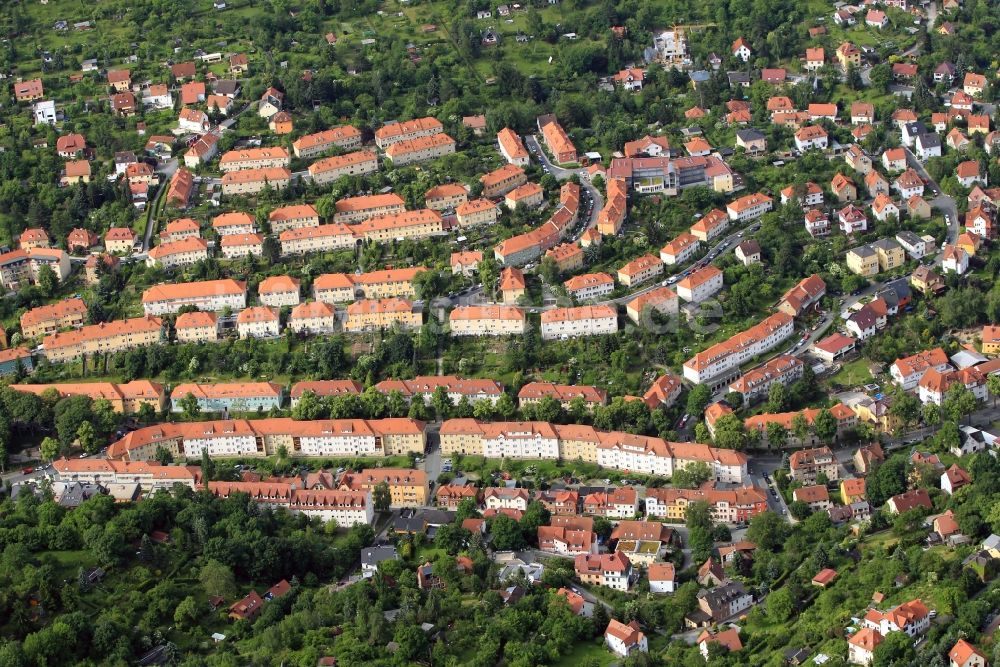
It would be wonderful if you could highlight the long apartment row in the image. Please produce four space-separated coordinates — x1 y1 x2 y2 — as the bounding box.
97 415 747 482
8 375 608 415
29 277 681 363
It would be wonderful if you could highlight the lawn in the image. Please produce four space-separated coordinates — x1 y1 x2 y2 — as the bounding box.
829 358 872 387
552 639 617 667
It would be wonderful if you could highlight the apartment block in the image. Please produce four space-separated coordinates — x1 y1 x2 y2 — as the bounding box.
676 265 723 302
279 223 356 256
171 381 284 413
237 306 281 339
268 204 320 233
257 275 301 307
20 297 87 339
12 380 166 414
307 150 379 185
221 167 291 195
142 279 246 315
333 193 406 224
564 272 615 301
353 209 444 243
289 301 337 334
540 305 618 340
175 311 219 342
374 117 443 149
480 164 527 199
683 312 794 385
456 199 500 227
617 254 663 288
43 316 164 363
291 126 363 158
344 298 421 332
384 133 456 166
218 147 290 172
448 305 526 336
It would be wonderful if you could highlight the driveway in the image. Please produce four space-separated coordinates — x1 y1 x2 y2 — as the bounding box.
903 147 958 251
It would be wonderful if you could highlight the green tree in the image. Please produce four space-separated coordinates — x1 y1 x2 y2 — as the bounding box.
766 422 788 449
178 392 201 420
712 414 746 449
872 630 915 666
746 511 787 551
489 513 526 550
672 461 712 488
173 596 200 629
813 408 838 443
943 383 977 423
922 402 941 425
40 436 60 461
154 445 173 465
766 382 787 412
373 481 391 512
766 586 795 622
199 560 237 598
791 413 810 444
686 384 712 416
36 264 57 297
431 386 452 420
76 421 99 454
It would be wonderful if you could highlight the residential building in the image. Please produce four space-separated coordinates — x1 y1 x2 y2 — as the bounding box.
862 599 931 638
448 305 526 336
289 301 336 334
237 306 280 339
605 619 647 657
778 274 826 317
220 167 291 195
677 265 723 303
683 312 794 386
660 232 701 265
104 227 137 254
171 382 284 413
726 192 773 222
518 382 608 411
291 126 362 158
479 164 526 198
697 581 754 622
540 305 618 340
268 204 320 233
13 381 166 414
847 245 879 277
175 311 219 342
727 355 804 405
626 286 679 325
344 298 421 332
307 151 379 184
789 446 838 483
618 255 663 287
456 199 499 227
849 628 884 666
218 147 290 172
497 127 530 166
43 316 164 364
891 347 950 390
20 297 87 339
374 117 443 149
374 376 504 406
141 279 246 315
425 184 469 212
257 275 301 307
539 116 577 164
384 133 456 166
575 552 632 590
691 209 730 242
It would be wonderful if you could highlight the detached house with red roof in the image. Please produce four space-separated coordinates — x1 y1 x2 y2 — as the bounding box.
862 599 931 638
949 639 988 667
605 619 647 657
732 37 751 62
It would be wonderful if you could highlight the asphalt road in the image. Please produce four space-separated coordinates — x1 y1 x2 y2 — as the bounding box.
902 147 959 254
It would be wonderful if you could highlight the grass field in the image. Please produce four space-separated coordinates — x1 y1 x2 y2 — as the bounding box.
829 358 873 387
